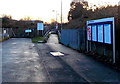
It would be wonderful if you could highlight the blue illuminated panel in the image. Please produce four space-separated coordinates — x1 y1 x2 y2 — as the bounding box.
104 24 111 44
92 25 97 41
98 25 103 43
37 23 44 30
25 29 32 32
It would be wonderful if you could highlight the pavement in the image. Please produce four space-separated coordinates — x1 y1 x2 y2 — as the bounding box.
2 38 49 82
2 35 120 83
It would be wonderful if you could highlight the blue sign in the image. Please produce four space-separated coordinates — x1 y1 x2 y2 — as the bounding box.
37 23 44 30
25 29 32 32
87 17 114 24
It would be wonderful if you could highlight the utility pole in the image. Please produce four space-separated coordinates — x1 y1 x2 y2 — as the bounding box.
61 0 63 30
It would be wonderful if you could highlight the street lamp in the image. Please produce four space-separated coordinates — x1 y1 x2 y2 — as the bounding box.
52 10 58 23
52 10 59 30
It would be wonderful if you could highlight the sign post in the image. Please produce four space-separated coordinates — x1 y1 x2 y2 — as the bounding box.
112 18 115 63
56 23 58 29
37 23 44 36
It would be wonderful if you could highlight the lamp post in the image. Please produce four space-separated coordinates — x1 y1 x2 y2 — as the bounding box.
61 0 63 30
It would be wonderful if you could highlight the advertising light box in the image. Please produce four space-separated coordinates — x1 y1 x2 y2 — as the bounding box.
92 25 97 41
98 25 103 43
104 24 111 44
37 23 44 30
87 26 92 41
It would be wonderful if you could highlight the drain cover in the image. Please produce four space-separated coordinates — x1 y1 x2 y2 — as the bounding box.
50 52 64 56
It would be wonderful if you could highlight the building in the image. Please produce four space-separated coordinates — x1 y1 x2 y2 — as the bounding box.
118 1 120 18
119 1 120 5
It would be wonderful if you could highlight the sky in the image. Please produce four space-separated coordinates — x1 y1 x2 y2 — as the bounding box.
0 0 120 23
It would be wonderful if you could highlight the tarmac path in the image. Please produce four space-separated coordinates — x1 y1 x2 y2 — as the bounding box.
2 35 120 83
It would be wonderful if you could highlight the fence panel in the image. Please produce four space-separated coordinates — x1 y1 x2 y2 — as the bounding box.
60 29 85 51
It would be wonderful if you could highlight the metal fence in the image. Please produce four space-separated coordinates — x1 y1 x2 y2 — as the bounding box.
0 28 13 41
60 28 86 51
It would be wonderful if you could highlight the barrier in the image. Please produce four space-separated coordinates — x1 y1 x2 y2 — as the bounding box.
60 29 86 51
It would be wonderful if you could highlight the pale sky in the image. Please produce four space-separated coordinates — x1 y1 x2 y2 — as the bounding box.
0 0 120 23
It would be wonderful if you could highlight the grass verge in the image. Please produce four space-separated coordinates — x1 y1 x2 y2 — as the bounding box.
0 37 10 42
31 36 45 43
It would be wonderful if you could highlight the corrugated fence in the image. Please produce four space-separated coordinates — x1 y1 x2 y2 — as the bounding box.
60 29 86 51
